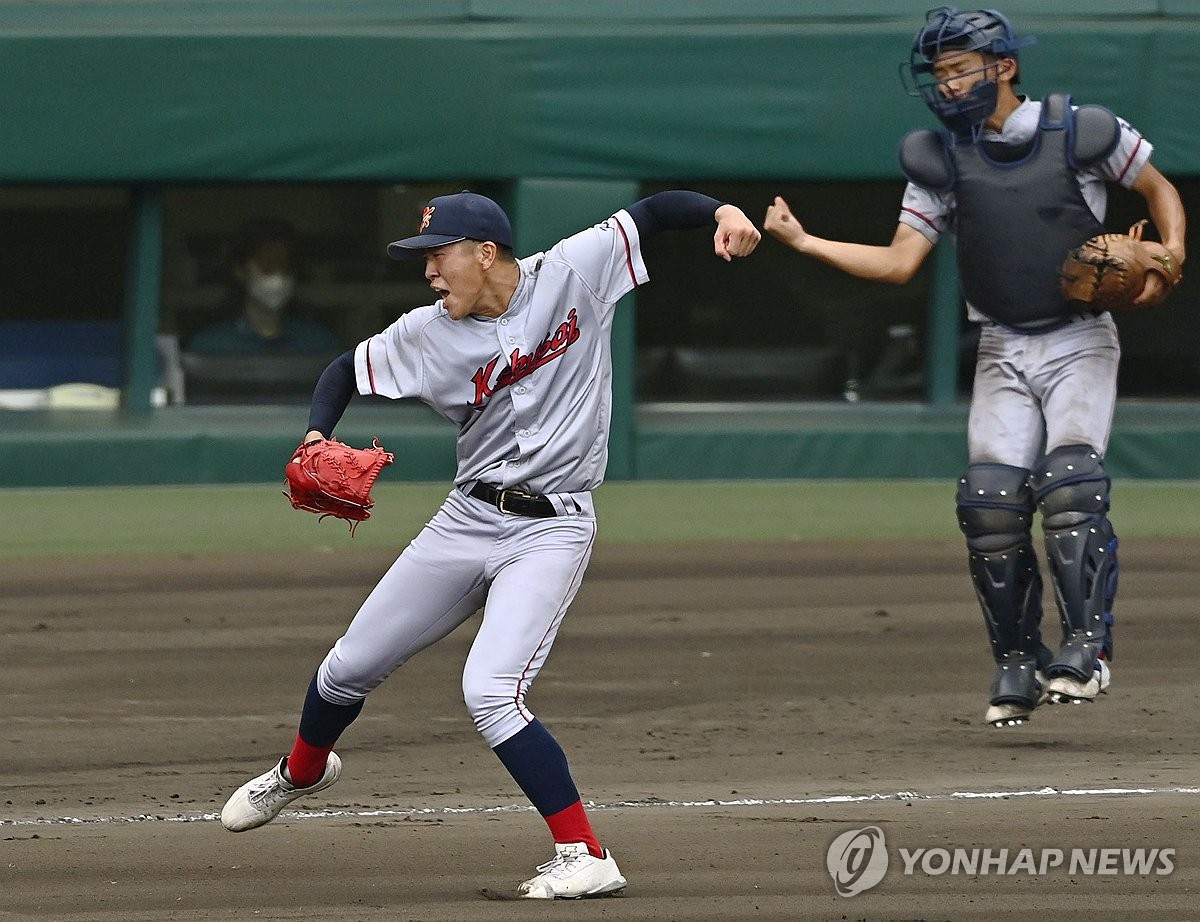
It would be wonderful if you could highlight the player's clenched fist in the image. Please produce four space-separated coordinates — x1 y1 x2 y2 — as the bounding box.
713 204 762 261
763 195 807 251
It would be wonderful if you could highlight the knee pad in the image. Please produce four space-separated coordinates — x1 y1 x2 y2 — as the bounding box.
1032 445 1117 664
956 462 1036 550
957 464 1047 662
1033 444 1111 527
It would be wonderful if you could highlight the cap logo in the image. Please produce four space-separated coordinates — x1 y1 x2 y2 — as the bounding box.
420 206 435 232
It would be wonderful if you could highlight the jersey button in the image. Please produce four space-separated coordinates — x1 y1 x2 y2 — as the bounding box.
515 386 526 394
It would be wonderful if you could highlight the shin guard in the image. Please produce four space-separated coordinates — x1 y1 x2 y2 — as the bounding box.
957 464 1052 670
1032 445 1117 681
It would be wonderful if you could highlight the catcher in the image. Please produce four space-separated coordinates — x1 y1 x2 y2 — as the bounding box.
765 6 1186 727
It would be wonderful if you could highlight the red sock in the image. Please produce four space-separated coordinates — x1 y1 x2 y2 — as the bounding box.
285 734 334 788
544 800 603 859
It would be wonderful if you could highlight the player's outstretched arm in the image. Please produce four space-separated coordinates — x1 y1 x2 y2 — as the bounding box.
626 190 760 261
764 195 934 285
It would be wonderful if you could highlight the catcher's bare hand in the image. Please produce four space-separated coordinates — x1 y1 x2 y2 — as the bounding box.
1134 271 1172 306
713 204 762 261
764 196 808 250
1133 240 1185 306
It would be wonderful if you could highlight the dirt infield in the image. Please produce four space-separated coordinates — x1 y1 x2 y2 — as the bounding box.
3 538 1198 920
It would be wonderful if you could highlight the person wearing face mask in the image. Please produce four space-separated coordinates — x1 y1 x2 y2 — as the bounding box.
186 218 341 356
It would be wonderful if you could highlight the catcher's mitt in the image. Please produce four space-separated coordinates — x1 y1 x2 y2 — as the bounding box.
283 437 394 534
1060 220 1183 312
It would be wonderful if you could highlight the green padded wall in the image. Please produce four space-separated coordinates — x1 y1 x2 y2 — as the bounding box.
2 6 1199 182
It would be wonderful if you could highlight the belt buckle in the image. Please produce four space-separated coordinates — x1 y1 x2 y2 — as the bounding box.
497 488 531 516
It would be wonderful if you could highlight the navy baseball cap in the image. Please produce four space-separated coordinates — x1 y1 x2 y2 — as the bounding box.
387 191 513 260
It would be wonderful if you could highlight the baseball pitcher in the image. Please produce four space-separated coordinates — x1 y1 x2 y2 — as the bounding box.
220 189 760 897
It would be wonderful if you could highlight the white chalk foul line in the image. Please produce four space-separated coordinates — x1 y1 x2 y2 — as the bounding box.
3 786 1199 828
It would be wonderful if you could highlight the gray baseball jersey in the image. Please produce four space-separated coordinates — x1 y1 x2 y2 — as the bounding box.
354 209 648 495
316 208 649 748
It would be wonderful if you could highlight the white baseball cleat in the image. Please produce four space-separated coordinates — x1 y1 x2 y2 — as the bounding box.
1047 658 1111 704
984 665 1049 728
517 842 627 899
220 753 342 832
985 694 1047 728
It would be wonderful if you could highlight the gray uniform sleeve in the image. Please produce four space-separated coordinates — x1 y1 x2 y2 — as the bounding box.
898 182 951 244
552 209 649 307
354 306 435 399
1095 117 1154 188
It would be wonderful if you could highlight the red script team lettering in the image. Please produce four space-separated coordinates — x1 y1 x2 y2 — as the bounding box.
470 309 581 408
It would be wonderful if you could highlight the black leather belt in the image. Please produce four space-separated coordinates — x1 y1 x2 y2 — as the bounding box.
468 482 557 518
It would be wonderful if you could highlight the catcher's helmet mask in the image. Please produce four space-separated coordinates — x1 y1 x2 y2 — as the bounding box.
902 6 1036 139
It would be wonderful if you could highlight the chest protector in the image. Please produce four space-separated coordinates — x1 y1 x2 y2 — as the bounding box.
899 94 1120 327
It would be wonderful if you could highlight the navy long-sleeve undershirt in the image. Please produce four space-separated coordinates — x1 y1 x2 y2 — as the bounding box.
305 349 356 438
626 190 723 238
